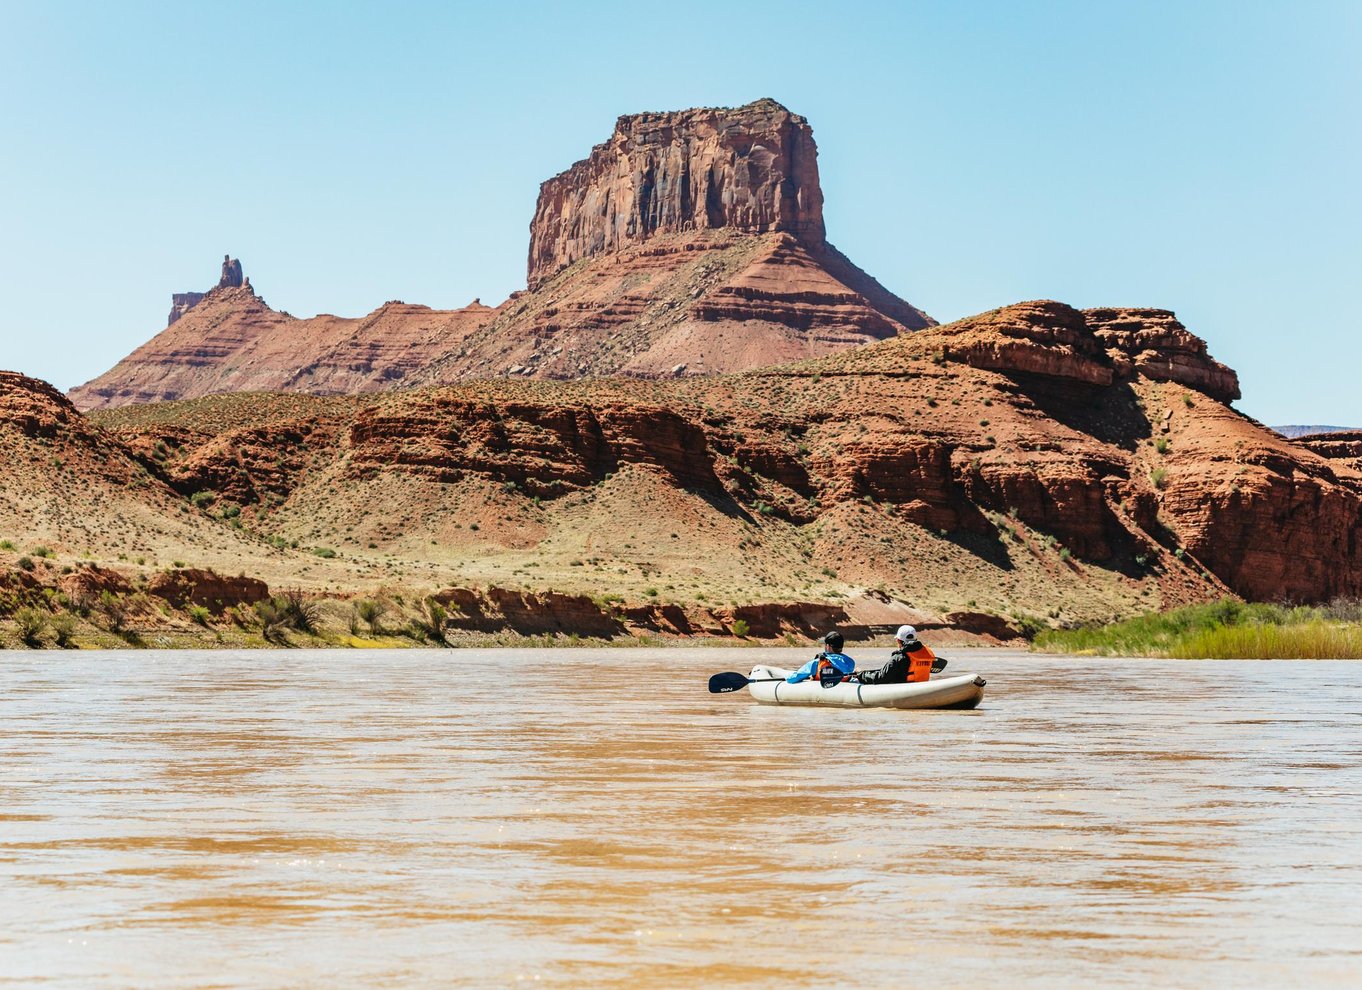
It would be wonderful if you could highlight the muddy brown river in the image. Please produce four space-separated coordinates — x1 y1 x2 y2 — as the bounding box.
1 648 1359 987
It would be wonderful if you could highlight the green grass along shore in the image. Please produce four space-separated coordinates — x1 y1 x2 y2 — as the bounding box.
1035 599 1362 659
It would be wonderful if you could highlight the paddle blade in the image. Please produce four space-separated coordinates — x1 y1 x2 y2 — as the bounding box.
708 672 752 694
931 658 948 673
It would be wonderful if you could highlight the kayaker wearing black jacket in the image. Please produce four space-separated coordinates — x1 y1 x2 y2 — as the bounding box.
855 625 937 685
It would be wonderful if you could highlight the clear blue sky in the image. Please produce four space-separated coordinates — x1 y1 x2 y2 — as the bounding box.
2 0 1358 425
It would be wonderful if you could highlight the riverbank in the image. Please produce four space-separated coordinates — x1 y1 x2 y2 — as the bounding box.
10 560 1360 657
1034 599 1362 658
0 571 1020 651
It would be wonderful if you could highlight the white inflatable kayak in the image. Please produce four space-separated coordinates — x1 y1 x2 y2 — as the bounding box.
745 665 986 710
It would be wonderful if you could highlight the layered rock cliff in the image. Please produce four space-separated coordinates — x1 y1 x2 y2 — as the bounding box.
77 299 1362 610
527 98 826 287
1085 307 1240 403
1293 430 1362 479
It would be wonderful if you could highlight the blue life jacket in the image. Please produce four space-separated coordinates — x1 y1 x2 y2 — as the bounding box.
786 651 856 684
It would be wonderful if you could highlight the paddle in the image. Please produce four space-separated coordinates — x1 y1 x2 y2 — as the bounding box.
708 657 949 694
708 672 787 693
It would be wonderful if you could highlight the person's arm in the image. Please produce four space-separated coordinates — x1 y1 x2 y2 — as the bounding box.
857 650 905 685
785 655 821 683
856 660 889 684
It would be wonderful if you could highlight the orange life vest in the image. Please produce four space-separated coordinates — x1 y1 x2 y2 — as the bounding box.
906 643 935 682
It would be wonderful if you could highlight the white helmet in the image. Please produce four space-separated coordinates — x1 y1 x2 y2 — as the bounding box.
895 624 917 643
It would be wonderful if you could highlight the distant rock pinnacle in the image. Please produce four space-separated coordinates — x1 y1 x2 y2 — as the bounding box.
218 255 244 289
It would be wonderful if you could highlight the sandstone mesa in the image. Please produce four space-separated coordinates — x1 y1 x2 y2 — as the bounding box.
70 99 930 411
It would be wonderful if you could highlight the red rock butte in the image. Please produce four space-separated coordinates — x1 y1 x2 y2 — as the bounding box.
528 98 827 287
70 99 933 410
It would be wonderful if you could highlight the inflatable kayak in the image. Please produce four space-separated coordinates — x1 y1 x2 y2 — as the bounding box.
745 665 986 710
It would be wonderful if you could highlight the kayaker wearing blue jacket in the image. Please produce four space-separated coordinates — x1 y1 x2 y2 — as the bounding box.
786 630 856 684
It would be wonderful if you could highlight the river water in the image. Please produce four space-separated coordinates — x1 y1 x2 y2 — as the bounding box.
1 648 1359 988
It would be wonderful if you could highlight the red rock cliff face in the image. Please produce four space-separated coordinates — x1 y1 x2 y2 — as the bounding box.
528 99 825 288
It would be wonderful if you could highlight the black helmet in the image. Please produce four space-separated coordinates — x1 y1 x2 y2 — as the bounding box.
822 630 844 653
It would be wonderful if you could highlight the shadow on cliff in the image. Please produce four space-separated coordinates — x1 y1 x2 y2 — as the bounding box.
942 528 1016 571
1003 375 1152 449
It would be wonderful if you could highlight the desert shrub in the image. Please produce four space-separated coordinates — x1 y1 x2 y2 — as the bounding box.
311 547 337 559
1182 393 1195 408
50 613 77 648
96 591 128 632
17 557 35 572
1150 467 1168 490
189 491 216 508
408 597 450 646
1059 547 1072 562
15 607 47 647
276 591 320 633
253 599 288 644
1324 598 1362 623
187 604 212 627
221 504 241 519
644 587 659 597
1155 437 1171 454
353 598 389 635
731 618 751 638
251 593 317 644
172 560 186 569
32 546 53 558
0 539 15 551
